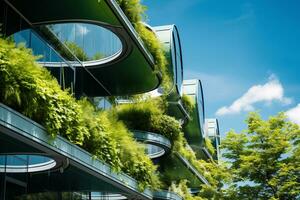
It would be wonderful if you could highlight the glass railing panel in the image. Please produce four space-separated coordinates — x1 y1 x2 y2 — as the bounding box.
6 155 27 166
13 29 30 47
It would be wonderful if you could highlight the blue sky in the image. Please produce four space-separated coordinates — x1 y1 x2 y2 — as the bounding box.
144 0 300 137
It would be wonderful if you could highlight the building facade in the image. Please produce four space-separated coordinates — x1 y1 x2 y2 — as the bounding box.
0 0 220 199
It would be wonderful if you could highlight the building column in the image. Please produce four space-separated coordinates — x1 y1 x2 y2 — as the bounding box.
0 175 6 200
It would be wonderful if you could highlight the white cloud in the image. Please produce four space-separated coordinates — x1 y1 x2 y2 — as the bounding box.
76 24 90 36
216 75 292 116
286 104 300 125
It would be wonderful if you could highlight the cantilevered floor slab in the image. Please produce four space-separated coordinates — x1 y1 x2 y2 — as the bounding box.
0 104 153 199
1 0 161 96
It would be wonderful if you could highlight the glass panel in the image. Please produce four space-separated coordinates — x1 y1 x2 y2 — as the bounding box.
47 23 122 61
12 29 76 91
208 127 215 137
0 155 56 173
29 155 52 165
30 30 51 62
13 30 30 47
145 144 165 158
6 155 27 166
93 97 112 110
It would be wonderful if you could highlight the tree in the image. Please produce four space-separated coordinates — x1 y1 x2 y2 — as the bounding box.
64 41 89 61
222 112 300 200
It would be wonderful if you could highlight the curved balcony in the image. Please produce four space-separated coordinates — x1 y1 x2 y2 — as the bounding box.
182 79 206 159
153 190 183 200
133 130 171 159
0 103 153 200
1 0 161 96
159 152 209 189
152 25 189 122
153 25 183 101
205 119 220 161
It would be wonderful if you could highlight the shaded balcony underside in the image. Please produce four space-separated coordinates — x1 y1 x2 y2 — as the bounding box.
1 0 161 96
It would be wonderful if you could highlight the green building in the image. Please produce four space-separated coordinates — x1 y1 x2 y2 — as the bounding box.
0 0 220 199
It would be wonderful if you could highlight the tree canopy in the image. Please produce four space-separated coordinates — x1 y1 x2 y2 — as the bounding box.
222 112 300 200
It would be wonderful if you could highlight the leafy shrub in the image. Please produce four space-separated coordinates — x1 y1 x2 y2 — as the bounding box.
150 115 182 142
0 38 159 190
78 99 122 170
116 0 146 24
181 94 195 115
0 38 88 145
170 180 203 200
115 99 182 142
173 134 230 188
103 110 161 190
204 138 215 156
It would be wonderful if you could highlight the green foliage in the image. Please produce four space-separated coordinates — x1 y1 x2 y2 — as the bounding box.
115 98 182 142
78 99 122 170
91 52 105 60
0 38 160 190
64 41 89 61
64 41 105 61
170 180 203 200
222 112 300 200
204 138 215 156
116 0 170 90
135 23 170 90
173 134 231 197
116 0 146 24
181 94 195 115
0 38 88 145
103 110 161 190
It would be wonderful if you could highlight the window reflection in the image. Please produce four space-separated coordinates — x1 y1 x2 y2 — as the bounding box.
47 23 122 61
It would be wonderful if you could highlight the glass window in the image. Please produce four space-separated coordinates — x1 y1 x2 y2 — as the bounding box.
47 23 122 61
